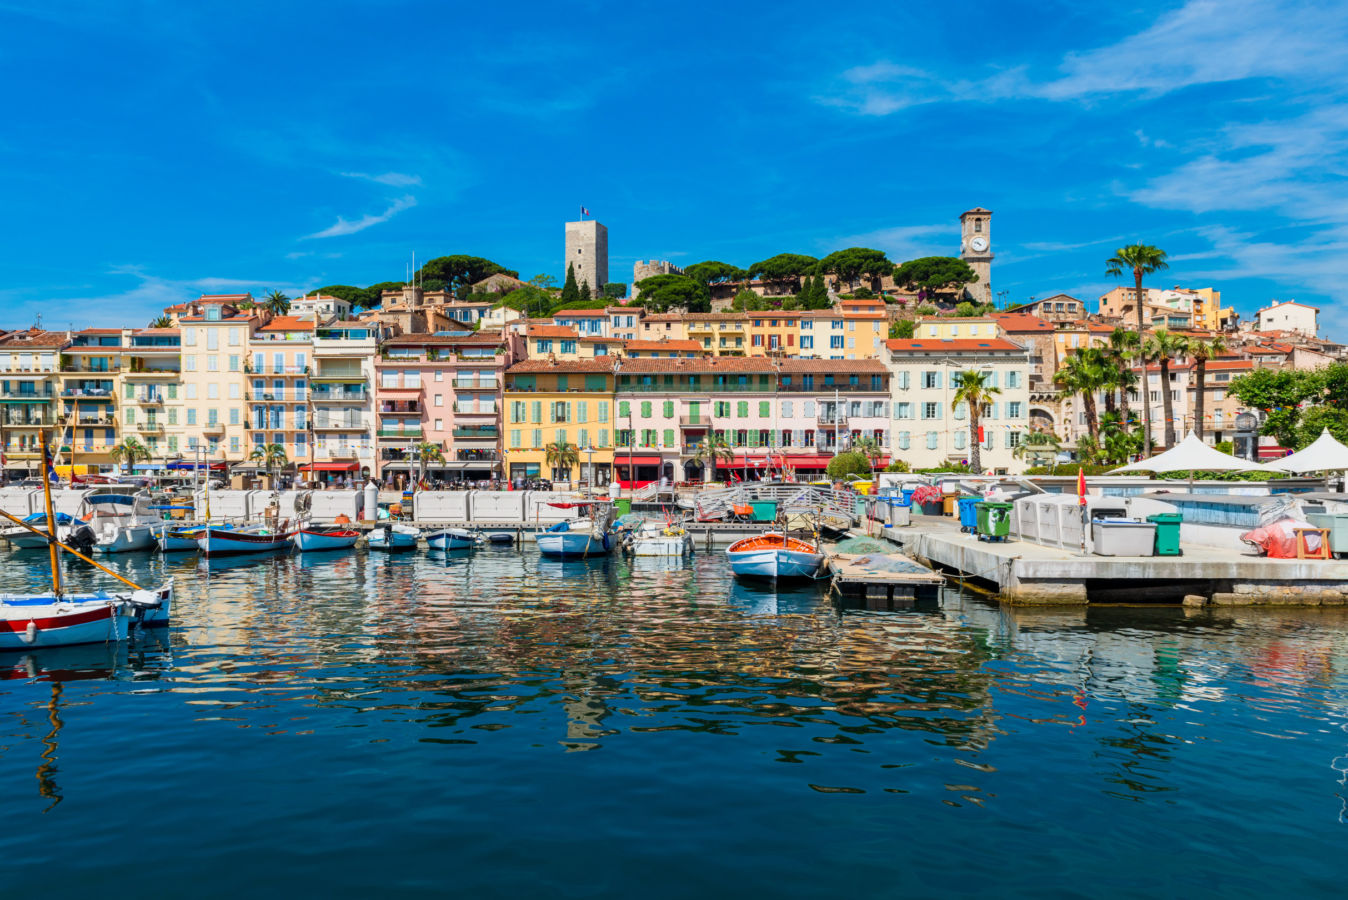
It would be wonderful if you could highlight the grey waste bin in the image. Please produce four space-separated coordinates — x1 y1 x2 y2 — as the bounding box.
1091 518 1157 557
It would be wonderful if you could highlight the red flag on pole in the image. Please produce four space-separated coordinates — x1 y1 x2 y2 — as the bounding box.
1077 466 1087 507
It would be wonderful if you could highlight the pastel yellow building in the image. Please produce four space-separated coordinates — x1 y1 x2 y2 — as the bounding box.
0 329 67 477
177 295 257 465
503 358 616 483
120 327 183 462
247 314 316 470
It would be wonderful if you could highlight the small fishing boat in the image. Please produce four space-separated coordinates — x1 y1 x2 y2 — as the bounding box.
425 528 483 551
155 522 230 552
197 526 293 557
537 502 616 558
726 532 826 581
4 512 96 554
486 532 515 545
627 521 694 557
0 435 173 649
88 493 158 553
295 526 361 553
367 523 420 552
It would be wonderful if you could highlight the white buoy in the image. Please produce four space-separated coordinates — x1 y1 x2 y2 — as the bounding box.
363 480 378 522
24 621 37 644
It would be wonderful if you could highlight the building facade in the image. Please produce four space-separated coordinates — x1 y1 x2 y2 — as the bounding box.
0 329 67 477
1257 300 1318 338
885 338 1031 473
503 357 617 485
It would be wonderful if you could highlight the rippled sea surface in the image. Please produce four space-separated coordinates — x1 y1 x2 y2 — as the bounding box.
4 544 1348 897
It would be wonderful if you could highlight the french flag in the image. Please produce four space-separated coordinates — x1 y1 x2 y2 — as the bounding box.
580 206 590 217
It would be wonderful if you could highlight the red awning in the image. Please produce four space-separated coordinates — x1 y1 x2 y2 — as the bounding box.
299 462 360 472
614 455 664 466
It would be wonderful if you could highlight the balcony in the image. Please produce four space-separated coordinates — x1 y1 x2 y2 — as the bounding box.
0 388 55 400
136 421 164 433
379 402 421 414
453 378 499 391
202 421 226 433
138 392 166 404
455 450 500 462
678 416 708 427
453 403 497 416
378 426 423 439
62 415 114 426
310 387 368 402
248 390 308 402
246 364 308 375
61 386 115 399
313 420 366 431
617 383 774 394
451 426 498 440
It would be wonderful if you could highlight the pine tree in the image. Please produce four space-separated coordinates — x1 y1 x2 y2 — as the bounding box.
579 280 592 303
560 263 580 306
806 274 829 310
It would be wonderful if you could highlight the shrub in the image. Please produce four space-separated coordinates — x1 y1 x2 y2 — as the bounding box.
825 451 871 480
883 459 911 473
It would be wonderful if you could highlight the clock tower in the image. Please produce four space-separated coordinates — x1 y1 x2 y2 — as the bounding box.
959 207 993 304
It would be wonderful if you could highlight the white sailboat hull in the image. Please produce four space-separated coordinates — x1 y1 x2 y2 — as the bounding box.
0 599 129 650
93 524 156 554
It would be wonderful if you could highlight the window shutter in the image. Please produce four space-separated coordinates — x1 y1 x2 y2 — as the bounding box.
641 401 652 418
927 431 938 450
955 402 967 421
664 429 675 447
663 400 674 418
955 431 967 450
899 431 910 450
759 401 769 417
619 401 630 418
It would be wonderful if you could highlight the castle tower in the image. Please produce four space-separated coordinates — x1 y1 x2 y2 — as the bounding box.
959 207 993 304
564 219 608 294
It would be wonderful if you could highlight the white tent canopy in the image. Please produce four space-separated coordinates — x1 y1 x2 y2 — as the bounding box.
1265 428 1348 473
1108 431 1276 474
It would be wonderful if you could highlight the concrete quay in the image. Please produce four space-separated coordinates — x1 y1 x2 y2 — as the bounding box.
876 517 1348 607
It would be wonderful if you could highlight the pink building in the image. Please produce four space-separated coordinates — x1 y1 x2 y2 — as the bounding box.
374 330 523 483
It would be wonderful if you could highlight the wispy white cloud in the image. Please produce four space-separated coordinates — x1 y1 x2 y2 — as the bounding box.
340 171 422 187
303 195 417 240
823 223 952 261
819 0 1348 115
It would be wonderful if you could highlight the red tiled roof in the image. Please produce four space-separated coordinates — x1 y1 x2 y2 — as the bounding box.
134 327 180 335
552 309 608 317
258 316 316 332
76 328 123 335
885 338 1024 352
381 332 507 347
0 329 70 348
618 357 776 374
506 358 617 374
527 325 580 339
777 358 888 373
991 314 1054 332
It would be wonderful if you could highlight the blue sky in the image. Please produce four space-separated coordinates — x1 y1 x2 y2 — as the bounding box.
2 0 1345 335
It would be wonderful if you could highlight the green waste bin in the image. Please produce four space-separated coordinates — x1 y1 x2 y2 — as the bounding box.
614 499 632 516
1306 512 1348 557
1146 512 1183 556
751 500 779 523
975 502 1013 542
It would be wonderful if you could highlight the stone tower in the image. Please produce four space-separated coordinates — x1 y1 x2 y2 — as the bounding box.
959 207 993 304
564 219 608 294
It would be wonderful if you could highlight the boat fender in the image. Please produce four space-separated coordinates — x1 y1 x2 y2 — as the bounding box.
23 621 37 644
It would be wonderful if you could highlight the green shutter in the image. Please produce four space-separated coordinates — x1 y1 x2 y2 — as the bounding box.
663 429 674 446
759 401 769 417
167 384 177 399
557 374 569 391
619 400 630 418
641 401 652 417
663 400 674 418
578 402 588 423
737 401 748 418
599 401 609 423
125 384 134 400
531 401 542 423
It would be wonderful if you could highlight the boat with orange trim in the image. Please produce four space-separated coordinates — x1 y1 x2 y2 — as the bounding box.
725 532 825 580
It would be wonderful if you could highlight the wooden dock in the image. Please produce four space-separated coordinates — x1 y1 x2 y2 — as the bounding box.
827 551 945 608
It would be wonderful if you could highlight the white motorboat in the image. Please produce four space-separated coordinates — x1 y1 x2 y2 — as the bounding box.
426 528 483 551
627 521 694 557
726 532 826 580
4 512 96 553
367 523 421 552
88 493 158 553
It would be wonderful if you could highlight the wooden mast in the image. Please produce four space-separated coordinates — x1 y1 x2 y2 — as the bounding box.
38 430 62 596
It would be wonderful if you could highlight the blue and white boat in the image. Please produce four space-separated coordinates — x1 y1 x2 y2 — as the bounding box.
367 523 420 552
426 528 483 551
88 493 158 553
4 512 96 553
295 526 361 553
536 503 617 558
726 532 826 581
198 526 293 557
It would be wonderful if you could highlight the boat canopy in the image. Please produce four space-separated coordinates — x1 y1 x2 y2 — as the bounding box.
21 511 76 525
87 494 138 505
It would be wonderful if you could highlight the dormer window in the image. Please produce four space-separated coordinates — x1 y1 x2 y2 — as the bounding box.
205 306 222 321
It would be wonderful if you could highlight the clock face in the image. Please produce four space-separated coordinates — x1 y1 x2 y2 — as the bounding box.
970 237 989 253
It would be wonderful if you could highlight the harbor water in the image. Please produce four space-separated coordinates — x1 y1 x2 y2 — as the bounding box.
3 545 1348 897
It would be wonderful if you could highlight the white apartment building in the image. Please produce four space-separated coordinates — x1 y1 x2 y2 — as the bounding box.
885 337 1032 473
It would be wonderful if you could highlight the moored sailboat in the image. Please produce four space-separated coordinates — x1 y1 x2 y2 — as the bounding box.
295 525 360 553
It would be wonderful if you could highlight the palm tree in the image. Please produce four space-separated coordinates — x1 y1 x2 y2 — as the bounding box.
1106 244 1169 456
1013 430 1061 471
851 435 883 474
1188 335 1229 441
691 435 735 483
1098 411 1141 465
1142 328 1188 449
1102 327 1140 420
249 442 288 485
263 290 291 317
109 437 150 472
147 315 172 329
951 369 1001 474
544 440 580 482
413 441 444 486
1054 349 1106 444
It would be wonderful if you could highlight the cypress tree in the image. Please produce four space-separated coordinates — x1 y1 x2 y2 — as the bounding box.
560 263 581 306
579 280 592 303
